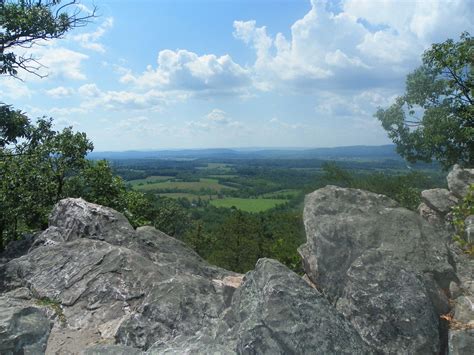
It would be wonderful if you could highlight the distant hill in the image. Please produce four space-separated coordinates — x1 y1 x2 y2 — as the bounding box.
89 145 402 161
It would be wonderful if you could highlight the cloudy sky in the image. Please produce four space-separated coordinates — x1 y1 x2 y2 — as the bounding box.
2 0 473 151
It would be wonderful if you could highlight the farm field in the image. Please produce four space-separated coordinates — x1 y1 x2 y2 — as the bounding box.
158 193 217 201
132 177 235 192
210 197 288 213
261 189 302 199
129 175 173 186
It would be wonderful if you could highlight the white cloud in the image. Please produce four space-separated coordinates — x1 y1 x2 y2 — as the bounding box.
73 17 114 53
46 86 75 98
206 109 230 124
0 78 32 100
78 83 175 111
24 45 89 81
121 49 252 96
233 0 473 91
186 109 243 131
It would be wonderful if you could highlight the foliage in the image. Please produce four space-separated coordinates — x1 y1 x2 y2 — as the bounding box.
0 105 30 147
0 0 96 77
36 297 65 323
376 32 473 169
321 162 439 210
452 184 474 256
0 118 93 247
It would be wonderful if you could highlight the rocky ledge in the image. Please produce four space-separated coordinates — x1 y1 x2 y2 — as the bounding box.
0 167 473 354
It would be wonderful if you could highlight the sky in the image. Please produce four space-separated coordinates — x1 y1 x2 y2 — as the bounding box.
2 0 473 151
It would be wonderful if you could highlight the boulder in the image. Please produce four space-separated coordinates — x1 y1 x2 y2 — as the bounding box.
447 165 474 198
421 188 458 215
0 292 52 355
148 259 372 354
418 202 445 225
2 198 238 353
300 186 456 353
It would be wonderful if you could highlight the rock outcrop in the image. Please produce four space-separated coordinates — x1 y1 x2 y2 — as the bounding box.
1 165 473 354
0 198 370 354
299 185 455 353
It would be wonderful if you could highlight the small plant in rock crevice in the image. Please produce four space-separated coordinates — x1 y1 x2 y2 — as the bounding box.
36 297 66 324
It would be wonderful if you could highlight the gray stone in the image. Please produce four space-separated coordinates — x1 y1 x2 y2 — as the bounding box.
336 250 440 354
0 295 52 355
465 215 474 243
300 186 457 353
422 188 458 214
2 198 238 352
32 198 135 248
449 329 474 355
82 344 144 355
447 165 474 198
418 202 444 225
148 259 373 354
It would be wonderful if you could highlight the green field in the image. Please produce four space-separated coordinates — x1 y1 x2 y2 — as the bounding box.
210 198 288 212
129 175 173 186
197 163 233 171
261 189 302 199
133 178 234 192
158 193 217 201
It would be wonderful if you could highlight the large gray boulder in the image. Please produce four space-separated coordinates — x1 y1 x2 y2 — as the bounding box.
148 259 372 354
299 186 456 353
422 188 458 215
2 198 238 353
447 165 474 198
0 291 52 355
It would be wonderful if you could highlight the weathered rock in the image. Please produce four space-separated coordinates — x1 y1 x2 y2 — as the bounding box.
82 344 144 355
300 186 457 353
418 202 445 225
448 329 474 355
2 198 238 353
422 188 458 215
465 215 474 243
148 259 373 354
336 250 440 354
447 165 474 198
32 198 136 250
447 242 474 355
0 293 52 355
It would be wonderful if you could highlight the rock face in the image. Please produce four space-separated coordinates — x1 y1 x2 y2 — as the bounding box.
299 185 456 353
0 198 371 354
2 198 238 353
447 165 474 198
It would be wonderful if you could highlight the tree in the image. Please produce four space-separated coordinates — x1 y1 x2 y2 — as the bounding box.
0 0 96 77
376 32 473 169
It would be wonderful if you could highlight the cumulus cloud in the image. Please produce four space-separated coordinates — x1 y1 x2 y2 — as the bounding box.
120 49 252 96
23 45 89 81
73 17 114 53
0 78 32 100
186 109 243 131
46 86 75 98
233 0 473 91
77 83 178 111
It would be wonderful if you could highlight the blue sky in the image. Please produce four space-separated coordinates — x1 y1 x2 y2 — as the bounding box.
2 0 473 151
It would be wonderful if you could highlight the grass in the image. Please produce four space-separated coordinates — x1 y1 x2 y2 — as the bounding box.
210 198 288 213
134 178 235 192
129 175 173 186
261 189 302 199
36 297 65 324
158 193 217 201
